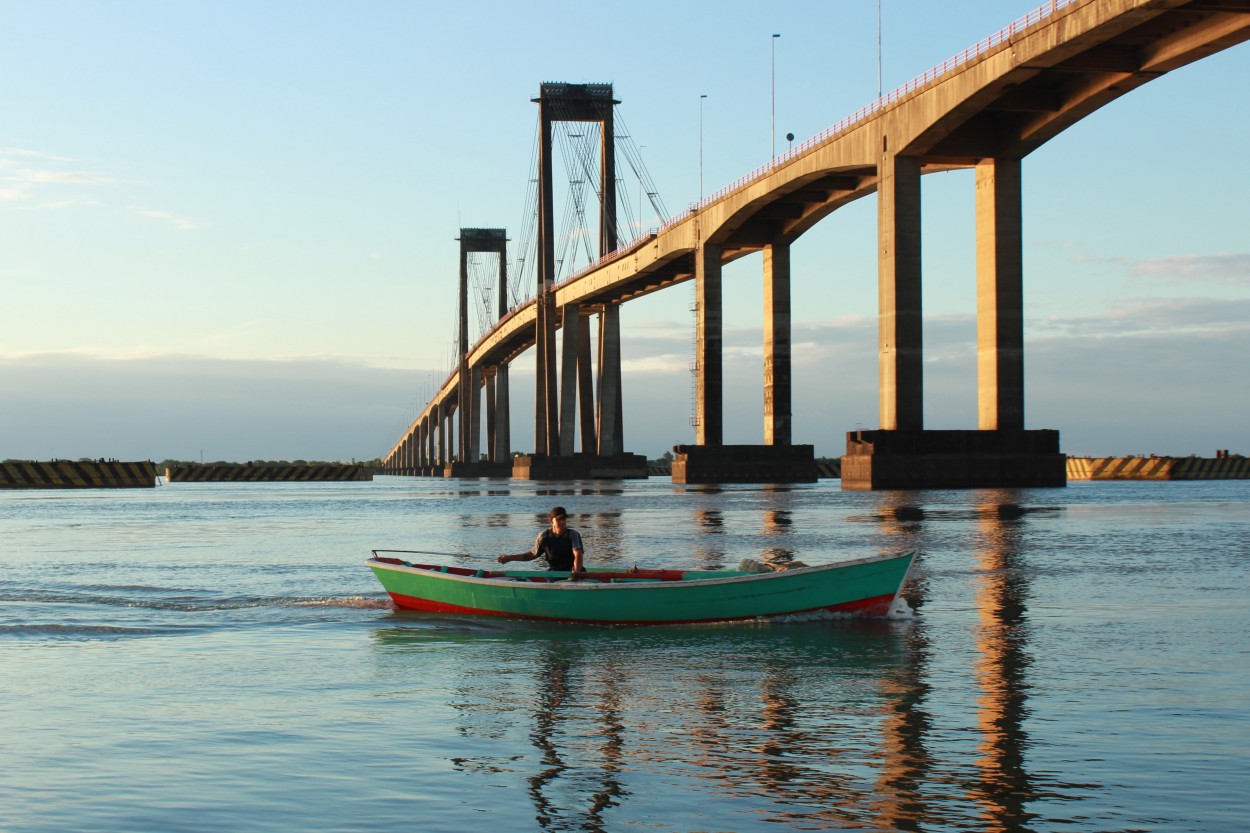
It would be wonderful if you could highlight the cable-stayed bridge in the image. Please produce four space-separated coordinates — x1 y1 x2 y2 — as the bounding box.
383 0 1250 489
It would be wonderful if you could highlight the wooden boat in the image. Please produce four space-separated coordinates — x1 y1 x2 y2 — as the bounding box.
367 549 915 625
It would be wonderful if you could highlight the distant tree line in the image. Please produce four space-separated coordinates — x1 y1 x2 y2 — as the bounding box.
158 458 383 469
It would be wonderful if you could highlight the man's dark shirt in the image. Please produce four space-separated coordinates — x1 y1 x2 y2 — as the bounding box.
530 528 584 571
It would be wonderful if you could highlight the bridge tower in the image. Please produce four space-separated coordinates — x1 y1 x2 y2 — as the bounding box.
444 228 513 478
515 82 647 480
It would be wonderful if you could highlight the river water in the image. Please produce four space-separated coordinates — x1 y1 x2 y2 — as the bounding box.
1 476 1246 832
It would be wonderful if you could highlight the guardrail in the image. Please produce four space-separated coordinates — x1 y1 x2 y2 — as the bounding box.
664 0 1076 225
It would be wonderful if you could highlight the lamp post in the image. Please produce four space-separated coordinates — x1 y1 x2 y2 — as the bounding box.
771 33 780 158
699 94 707 202
638 145 646 236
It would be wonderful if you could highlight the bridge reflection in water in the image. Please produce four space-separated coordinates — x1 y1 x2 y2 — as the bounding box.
370 492 1088 832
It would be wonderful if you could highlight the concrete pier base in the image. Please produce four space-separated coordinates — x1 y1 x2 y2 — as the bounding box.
671 444 817 484
512 453 648 480
442 461 513 479
840 430 1065 490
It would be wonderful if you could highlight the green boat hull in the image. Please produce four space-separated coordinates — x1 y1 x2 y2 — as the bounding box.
367 550 915 625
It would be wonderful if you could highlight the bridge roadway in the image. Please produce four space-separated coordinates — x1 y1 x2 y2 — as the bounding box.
385 0 1250 487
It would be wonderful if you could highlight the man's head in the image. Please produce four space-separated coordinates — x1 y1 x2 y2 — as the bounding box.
549 506 568 531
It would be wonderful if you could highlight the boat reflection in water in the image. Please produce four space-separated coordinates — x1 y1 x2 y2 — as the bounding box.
368 490 1089 832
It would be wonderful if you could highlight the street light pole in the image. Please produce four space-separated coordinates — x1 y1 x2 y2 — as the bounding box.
638 144 646 236
699 94 707 202
771 33 780 158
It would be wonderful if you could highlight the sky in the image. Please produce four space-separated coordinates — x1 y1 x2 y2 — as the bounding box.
2 0 1249 463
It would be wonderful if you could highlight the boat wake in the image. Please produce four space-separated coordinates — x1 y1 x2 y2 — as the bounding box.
763 595 915 624
888 596 916 619
288 595 392 610
0 623 208 639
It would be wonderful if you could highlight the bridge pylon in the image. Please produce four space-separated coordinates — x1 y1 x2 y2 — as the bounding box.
515 81 646 480
444 228 512 479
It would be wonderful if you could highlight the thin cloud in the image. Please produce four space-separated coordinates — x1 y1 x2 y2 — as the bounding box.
1036 296 1250 339
0 148 124 206
0 147 77 163
128 205 204 231
18 169 124 186
1078 251 1250 285
1127 253 1250 284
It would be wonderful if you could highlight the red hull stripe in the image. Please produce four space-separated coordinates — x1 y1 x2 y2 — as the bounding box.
386 591 898 625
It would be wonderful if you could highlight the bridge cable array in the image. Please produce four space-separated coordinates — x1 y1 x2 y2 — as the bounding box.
422 98 675 438
508 103 669 310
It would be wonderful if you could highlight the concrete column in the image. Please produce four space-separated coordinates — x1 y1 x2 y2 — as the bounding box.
534 292 559 456
559 303 580 456
877 153 924 431
600 109 617 255
492 232 508 465
437 410 444 464
458 243 470 463
484 367 497 463
695 243 723 445
469 366 483 463
535 102 558 457
763 240 792 445
438 402 449 464
448 405 457 463
420 415 430 467
976 158 1025 431
426 415 435 468
596 304 623 455
577 312 596 453
495 365 511 462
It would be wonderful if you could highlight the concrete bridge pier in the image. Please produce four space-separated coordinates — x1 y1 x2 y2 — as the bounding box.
515 300 646 480
424 414 438 475
491 364 511 464
437 400 453 474
840 154 1064 489
673 239 816 484
413 424 423 474
392 434 404 475
484 365 512 467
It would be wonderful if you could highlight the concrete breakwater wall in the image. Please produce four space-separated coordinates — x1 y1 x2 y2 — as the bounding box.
1 460 157 489
646 459 843 479
166 464 373 482
1067 456 1250 480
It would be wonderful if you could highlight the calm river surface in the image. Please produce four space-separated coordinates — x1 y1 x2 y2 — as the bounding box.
2 476 1247 832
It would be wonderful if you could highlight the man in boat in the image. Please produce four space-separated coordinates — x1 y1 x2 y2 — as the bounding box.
497 506 585 575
